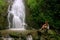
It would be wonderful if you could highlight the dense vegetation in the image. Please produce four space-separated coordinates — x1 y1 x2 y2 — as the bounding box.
0 0 60 40
0 0 60 31
0 0 9 30
26 0 60 31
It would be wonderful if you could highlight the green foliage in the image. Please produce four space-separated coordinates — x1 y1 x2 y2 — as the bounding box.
26 0 60 30
0 0 9 30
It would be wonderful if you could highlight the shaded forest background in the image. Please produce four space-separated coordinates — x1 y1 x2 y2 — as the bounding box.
0 0 60 33
26 0 60 32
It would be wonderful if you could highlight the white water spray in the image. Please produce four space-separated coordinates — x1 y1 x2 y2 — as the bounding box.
8 0 26 30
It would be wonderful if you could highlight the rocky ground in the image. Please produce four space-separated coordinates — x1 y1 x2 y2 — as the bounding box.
0 29 60 40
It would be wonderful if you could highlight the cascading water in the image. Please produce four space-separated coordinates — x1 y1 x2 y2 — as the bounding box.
8 0 26 30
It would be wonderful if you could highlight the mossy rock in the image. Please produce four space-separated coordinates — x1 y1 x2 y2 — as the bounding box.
48 30 56 35
0 29 60 40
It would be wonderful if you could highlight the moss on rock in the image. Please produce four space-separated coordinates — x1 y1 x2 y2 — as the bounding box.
0 29 60 40
0 0 9 30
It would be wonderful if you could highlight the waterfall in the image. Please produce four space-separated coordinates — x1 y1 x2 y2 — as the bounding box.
8 0 26 30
